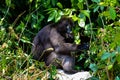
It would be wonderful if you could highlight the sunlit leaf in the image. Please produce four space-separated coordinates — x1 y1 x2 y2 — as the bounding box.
55 12 61 22
64 9 71 15
57 2 63 9
54 10 63 22
29 0 33 3
77 2 83 10
109 7 116 20
20 37 31 44
81 10 90 18
72 15 78 21
75 39 80 44
47 10 57 22
5 0 11 6
78 0 83 2
107 64 113 70
78 19 85 27
99 2 107 6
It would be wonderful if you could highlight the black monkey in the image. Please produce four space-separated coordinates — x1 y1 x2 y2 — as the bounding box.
32 17 89 73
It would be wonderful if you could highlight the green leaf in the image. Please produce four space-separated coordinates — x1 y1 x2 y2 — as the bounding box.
32 14 37 19
78 19 85 27
81 10 90 18
48 14 54 22
47 10 57 22
20 39 30 44
29 0 33 3
77 2 83 10
93 6 99 13
100 6 104 11
20 36 31 44
116 54 120 62
89 63 98 72
115 76 120 80
78 0 83 2
101 52 111 60
16 21 25 31
51 0 57 6
92 0 100 3
72 15 78 21
78 13 86 20
5 0 11 6
51 66 57 75
111 52 116 58
57 2 63 9
89 77 99 80
85 24 91 31
75 39 80 44
55 11 62 22
107 64 113 70
109 7 116 20
116 46 120 53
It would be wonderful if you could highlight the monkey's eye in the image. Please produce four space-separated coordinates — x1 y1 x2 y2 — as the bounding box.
67 25 72 34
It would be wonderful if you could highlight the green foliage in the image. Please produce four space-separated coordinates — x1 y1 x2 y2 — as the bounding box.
109 7 116 20
89 63 98 72
89 26 120 79
0 0 120 79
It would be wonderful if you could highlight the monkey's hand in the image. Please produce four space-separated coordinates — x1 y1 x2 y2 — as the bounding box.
45 48 54 53
77 43 89 51
39 48 54 60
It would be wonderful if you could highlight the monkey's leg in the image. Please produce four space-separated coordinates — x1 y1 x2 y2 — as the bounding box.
61 56 77 74
45 52 58 66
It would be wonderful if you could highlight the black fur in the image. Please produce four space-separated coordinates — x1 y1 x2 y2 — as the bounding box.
32 17 89 73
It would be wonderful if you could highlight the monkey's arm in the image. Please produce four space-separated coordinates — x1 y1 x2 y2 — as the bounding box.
50 29 78 53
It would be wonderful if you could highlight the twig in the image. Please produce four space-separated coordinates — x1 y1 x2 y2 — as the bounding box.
85 0 94 45
0 6 10 25
18 5 41 44
12 11 26 27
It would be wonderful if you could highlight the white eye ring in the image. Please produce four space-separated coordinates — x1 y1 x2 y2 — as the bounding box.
67 25 72 33
67 25 69 28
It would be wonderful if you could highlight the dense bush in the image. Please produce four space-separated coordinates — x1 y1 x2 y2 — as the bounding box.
0 0 120 79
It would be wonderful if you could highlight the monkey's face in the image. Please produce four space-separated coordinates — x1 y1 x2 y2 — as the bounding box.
57 17 74 41
65 25 73 39
63 21 74 40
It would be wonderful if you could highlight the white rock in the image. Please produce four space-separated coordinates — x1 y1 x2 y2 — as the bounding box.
55 69 91 80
